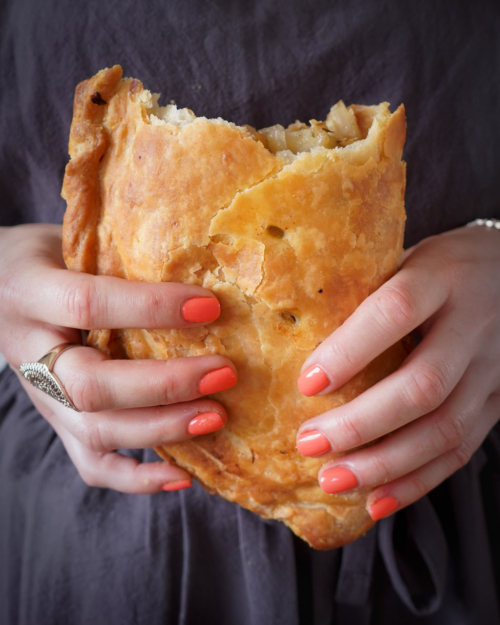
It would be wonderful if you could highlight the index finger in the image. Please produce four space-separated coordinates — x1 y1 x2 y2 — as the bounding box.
297 261 449 396
12 266 220 330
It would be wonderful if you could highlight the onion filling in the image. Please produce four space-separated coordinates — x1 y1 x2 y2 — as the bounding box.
253 101 362 155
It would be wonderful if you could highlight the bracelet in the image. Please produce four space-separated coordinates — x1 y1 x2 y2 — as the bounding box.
466 218 500 229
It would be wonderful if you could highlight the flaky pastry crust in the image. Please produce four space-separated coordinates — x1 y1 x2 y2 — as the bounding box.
62 66 408 550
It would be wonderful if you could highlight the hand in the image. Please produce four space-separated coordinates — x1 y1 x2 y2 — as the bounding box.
295 226 500 520
0 224 237 494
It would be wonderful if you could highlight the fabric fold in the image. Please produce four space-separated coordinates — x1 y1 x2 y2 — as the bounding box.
378 497 448 616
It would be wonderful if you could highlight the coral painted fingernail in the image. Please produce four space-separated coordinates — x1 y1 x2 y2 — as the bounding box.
297 365 329 396
319 466 358 494
188 411 226 436
199 367 237 395
296 429 331 456
182 297 220 323
368 496 399 520
162 480 192 491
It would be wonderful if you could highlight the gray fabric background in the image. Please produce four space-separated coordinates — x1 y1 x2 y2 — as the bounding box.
1 0 499 623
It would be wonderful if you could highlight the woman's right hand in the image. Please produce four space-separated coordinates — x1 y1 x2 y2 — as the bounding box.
0 224 237 493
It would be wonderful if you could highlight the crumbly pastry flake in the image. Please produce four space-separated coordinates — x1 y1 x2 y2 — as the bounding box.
62 65 408 549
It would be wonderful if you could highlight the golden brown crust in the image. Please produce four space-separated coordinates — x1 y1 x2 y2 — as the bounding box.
62 66 407 550
62 65 123 274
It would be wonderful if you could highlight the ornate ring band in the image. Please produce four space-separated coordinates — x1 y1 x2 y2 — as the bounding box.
19 343 82 411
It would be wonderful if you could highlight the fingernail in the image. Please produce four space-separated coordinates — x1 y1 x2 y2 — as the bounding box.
368 496 399 520
296 429 331 456
297 365 329 397
182 297 220 323
199 366 237 395
162 479 192 491
188 411 226 436
319 466 358 494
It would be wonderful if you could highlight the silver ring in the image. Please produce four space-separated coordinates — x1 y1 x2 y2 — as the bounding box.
466 218 500 229
19 343 82 411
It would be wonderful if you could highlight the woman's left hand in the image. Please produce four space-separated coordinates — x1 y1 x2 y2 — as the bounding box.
295 225 500 521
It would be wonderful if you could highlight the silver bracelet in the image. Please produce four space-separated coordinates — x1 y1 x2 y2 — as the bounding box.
466 218 500 229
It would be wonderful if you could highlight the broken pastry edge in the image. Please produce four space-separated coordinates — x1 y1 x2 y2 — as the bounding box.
123 67 399 161
203 104 405 273
64 65 401 170
80 68 403 251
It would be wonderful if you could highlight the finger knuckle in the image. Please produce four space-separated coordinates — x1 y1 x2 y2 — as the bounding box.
61 278 100 329
325 338 357 370
65 369 105 414
435 414 468 452
451 442 473 470
78 467 103 488
159 366 184 405
409 473 429 500
143 286 169 328
336 414 363 450
0 269 19 314
403 362 449 412
373 282 417 333
74 418 107 453
367 454 394 486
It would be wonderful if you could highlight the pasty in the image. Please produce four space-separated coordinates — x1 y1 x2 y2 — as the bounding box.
62 66 408 549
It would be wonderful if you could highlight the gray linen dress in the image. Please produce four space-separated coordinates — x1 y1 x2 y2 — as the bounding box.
1 1 499 623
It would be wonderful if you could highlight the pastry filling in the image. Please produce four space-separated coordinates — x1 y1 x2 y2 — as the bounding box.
253 101 362 155
142 89 362 156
